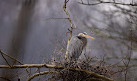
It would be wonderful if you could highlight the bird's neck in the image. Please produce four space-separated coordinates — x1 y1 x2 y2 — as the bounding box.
77 36 87 44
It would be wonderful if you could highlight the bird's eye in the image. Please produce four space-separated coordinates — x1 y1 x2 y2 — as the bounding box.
77 36 82 39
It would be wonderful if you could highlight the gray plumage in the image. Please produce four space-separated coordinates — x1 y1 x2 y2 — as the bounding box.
67 35 87 61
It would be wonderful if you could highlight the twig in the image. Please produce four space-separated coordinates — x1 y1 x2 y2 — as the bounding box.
124 28 133 81
0 51 11 67
0 50 23 65
27 71 56 81
26 67 31 77
44 17 69 21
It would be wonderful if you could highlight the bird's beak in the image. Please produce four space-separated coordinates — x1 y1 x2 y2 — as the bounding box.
85 35 95 39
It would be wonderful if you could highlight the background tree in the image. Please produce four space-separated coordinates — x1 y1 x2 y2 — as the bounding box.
0 0 137 81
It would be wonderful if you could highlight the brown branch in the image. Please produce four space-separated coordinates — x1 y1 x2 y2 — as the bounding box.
0 64 113 81
78 0 137 6
63 0 74 61
27 71 56 81
0 64 58 69
63 2 73 28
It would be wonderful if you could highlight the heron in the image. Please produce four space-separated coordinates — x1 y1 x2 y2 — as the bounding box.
66 32 94 62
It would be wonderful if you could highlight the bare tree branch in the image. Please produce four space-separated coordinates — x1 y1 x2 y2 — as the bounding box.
0 51 11 67
0 64 57 69
0 64 113 81
0 50 23 65
63 0 74 61
78 0 137 6
27 71 56 81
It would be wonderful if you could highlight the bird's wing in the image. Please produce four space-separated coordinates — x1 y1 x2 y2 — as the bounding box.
67 36 84 60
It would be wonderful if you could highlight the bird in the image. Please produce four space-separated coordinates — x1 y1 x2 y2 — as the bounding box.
66 32 94 62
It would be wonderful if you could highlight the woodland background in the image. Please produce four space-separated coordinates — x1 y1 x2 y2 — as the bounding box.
0 0 137 81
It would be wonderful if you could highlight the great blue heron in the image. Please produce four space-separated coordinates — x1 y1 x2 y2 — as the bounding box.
66 32 94 61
